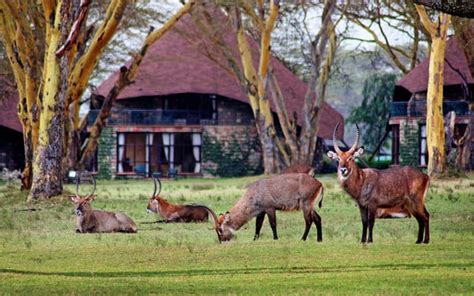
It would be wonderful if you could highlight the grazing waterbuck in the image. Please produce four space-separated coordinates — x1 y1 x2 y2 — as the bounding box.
70 177 137 233
327 123 430 244
147 177 219 223
214 174 324 242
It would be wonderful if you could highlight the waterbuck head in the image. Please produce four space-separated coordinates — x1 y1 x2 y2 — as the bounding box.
146 177 162 214
216 212 234 241
69 176 97 217
327 123 364 180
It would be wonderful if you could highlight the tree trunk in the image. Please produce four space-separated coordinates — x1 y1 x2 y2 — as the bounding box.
28 3 68 200
21 135 33 190
426 24 448 176
416 6 450 177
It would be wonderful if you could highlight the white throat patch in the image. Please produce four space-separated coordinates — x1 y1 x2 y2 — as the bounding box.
337 170 352 182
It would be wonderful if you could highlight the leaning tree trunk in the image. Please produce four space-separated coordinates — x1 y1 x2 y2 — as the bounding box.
28 3 68 200
416 6 450 177
426 29 448 176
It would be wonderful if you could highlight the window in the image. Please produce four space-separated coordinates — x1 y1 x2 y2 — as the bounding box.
391 125 400 165
419 124 428 167
117 133 147 174
150 133 201 175
173 133 201 174
120 132 202 176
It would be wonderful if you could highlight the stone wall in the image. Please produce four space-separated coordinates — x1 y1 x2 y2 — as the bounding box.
217 97 255 125
399 119 420 167
201 125 263 177
97 126 116 179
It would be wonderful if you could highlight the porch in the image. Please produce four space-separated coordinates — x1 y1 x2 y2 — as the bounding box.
389 100 469 117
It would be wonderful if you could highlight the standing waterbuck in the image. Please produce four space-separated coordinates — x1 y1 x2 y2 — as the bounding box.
214 174 324 242
70 177 137 233
147 177 220 223
327 123 430 244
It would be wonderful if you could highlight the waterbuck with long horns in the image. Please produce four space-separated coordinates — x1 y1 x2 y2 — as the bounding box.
215 173 324 242
70 177 137 233
327 123 430 243
146 177 219 223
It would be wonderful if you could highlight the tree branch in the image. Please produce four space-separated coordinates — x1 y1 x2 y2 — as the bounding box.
413 0 474 18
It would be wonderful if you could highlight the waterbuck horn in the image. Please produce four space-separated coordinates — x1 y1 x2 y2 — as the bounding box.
348 123 360 154
332 122 343 154
152 176 162 197
75 175 80 198
86 176 96 199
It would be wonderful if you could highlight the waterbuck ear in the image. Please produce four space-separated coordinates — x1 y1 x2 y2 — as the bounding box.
86 195 97 202
327 151 339 161
354 146 364 158
224 212 231 223
69 195 80 203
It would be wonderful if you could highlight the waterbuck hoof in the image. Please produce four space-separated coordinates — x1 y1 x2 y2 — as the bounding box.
317 238 322 242
415 240 422 244
423 240 430 244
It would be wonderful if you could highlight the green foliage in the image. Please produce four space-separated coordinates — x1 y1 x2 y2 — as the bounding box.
364 158 392 169
400 122 420 167
202 132 263 177
347 73 397 151
97 127 114 179
0 175 473 294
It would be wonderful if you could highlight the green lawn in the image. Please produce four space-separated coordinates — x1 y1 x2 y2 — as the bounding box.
0 174 473 294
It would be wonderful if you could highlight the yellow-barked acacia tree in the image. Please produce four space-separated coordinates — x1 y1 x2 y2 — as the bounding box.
0 0 198 200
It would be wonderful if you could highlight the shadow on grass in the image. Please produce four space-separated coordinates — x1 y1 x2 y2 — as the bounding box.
1 262 471 278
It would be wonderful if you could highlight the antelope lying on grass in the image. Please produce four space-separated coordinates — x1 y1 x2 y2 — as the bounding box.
70 177 137 233
214 174 324 242
327 123 430 243
146 177 218 223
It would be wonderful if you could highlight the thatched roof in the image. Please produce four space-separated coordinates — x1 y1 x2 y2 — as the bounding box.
95 5 343 140
396 38 474 95
0 76 22 133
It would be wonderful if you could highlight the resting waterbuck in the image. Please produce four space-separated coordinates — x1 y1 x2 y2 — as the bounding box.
215 174 324 242
147 177 219 223
70 177 137 233
327 123 430 243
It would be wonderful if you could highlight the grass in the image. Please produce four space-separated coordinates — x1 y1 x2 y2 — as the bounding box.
0 174 473 295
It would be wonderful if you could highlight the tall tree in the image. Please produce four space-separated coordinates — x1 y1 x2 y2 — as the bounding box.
0 0 128 199
415 5 450 177
347 73 396 152
79 0 198 167
0 0 198 199
339 0 429 74
198 0 339 172
413 0 474 18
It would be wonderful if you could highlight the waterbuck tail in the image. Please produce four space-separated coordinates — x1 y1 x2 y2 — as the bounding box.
318 187 324 209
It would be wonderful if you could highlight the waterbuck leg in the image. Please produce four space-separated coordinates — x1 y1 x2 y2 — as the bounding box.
301 211 312 241
414 213 425 244
266 209 278 240
254 212 266 241
312 210 322 242
367 210 376 243
359 206 368 243
423 206 430 244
